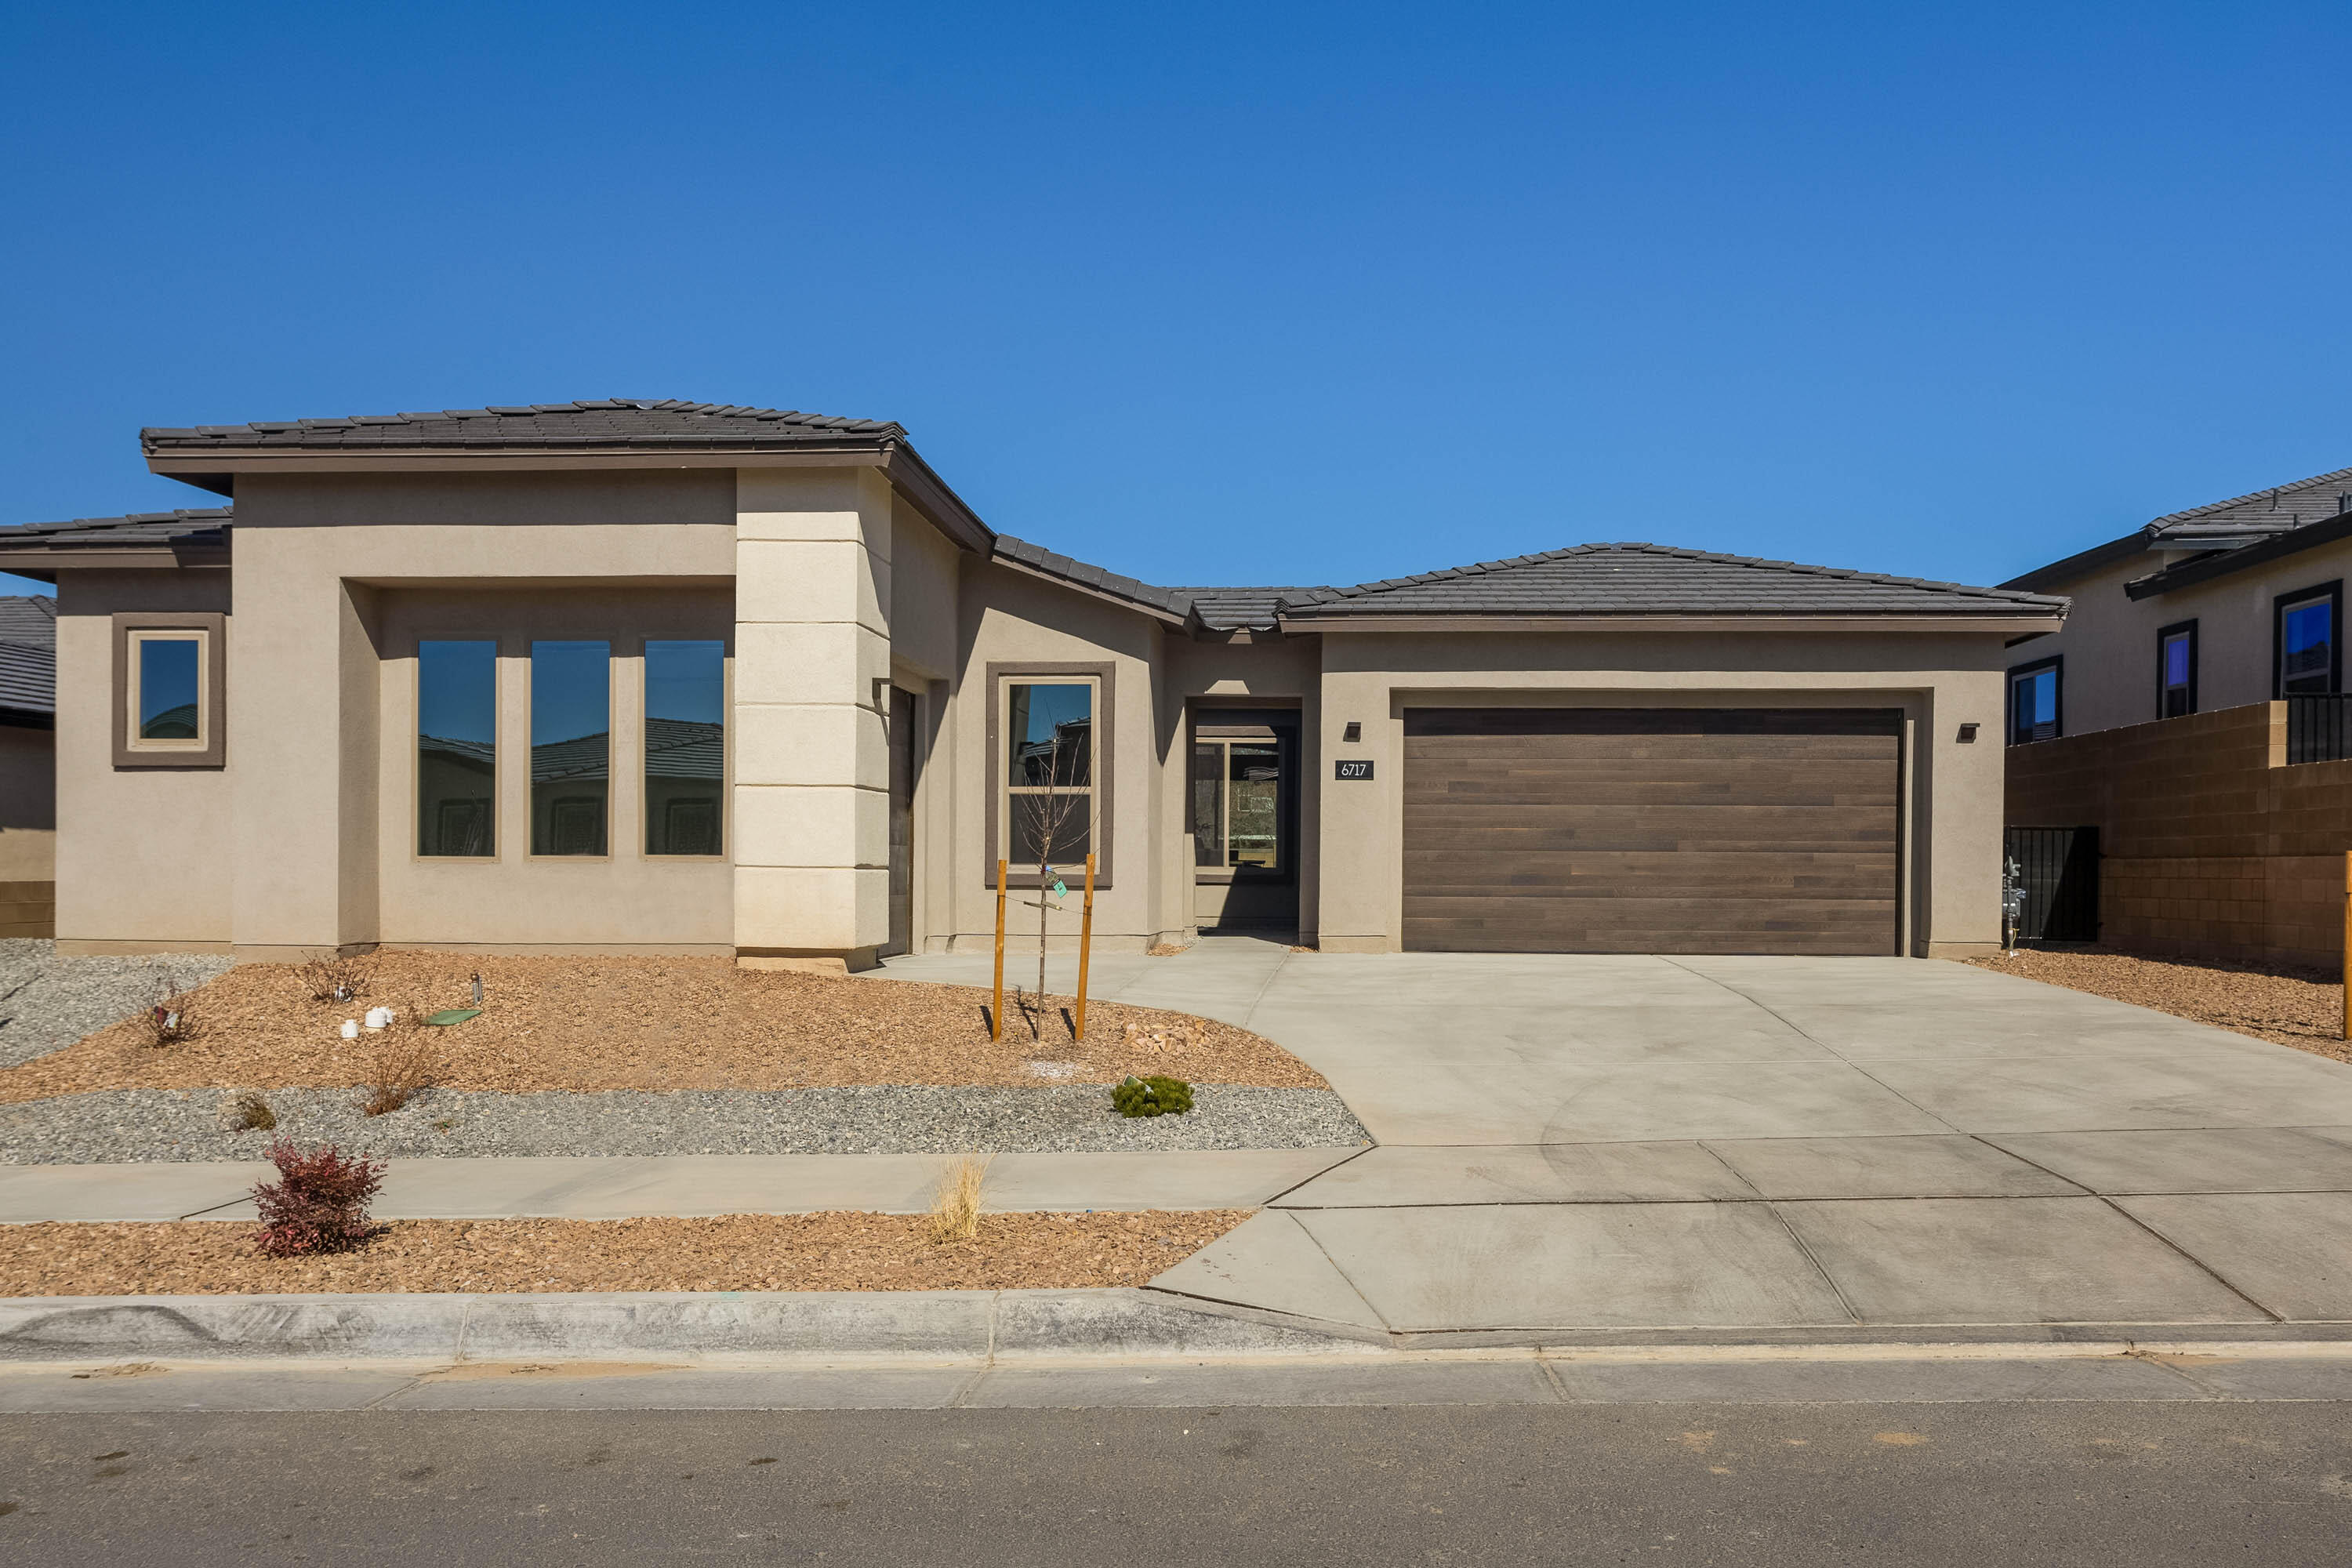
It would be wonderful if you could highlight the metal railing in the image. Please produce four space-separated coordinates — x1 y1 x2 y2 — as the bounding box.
2286 695 2352 765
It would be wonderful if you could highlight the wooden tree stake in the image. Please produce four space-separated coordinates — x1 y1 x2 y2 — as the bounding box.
992 857 1008 1044
1074 853 1098 1041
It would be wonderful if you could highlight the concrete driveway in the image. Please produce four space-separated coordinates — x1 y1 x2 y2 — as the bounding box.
871 939 2352 1342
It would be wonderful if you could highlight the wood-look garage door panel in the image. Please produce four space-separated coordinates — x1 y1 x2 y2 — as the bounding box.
1406 807 1895 855
1401 708 1900 955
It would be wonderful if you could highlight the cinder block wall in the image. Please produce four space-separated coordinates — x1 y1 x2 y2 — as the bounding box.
2005 701 2352 972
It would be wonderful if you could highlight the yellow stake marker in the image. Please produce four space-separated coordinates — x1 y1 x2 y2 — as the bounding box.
992 857 1008 1044
1074 853 1098 1041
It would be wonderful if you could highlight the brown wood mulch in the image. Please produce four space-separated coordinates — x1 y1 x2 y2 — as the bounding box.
0 952 1325 1103
0 1210 1252 1297
1967 946 2352 1065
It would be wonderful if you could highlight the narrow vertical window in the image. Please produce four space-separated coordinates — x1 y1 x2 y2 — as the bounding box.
2158 622 2197 719
1004 680 1094 871
2278 590 2338 696
2007 659 2060 745
418 641 496 857
531 640 610 856
644 640 724 856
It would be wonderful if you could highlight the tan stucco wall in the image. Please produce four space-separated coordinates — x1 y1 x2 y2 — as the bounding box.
2022 534 2352 737
54 568 235 949
1307 628 2012 956
887 496 964 956
940 563 1175 953
374 586 734 949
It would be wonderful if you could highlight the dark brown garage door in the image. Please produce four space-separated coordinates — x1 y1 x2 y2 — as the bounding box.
1403 708 1901 955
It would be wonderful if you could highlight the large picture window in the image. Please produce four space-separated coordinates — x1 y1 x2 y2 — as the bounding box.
2008 656 2061 746
1004 679 1095 873
530 640 610 857
112 612 225 769
644 639 724 857
417 641 497 857
2275 583 2341 698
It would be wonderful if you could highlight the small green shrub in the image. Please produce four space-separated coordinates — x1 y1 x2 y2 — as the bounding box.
1112 1074 1193 1118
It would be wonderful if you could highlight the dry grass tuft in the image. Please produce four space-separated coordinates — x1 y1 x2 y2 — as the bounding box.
222 1090 277 1131
928 1153 993 1244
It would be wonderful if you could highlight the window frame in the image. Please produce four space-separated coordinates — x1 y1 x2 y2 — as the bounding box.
2273 581 2343 699
984 661 1112 887
2006 654 2063 746
112 612 225 769
2156 619 2198 720
526 637 615 861
641 637 730 860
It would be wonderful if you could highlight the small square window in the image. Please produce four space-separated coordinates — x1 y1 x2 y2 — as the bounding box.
113 613 224 768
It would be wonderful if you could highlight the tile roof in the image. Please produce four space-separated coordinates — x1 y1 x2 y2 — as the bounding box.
0 597 57 649
1280 543 2064 619
0 508 233 550
0 641 55 717
2143 463 2352 546
143 399 900 452
990 535 1192 621
1167 587 1322 633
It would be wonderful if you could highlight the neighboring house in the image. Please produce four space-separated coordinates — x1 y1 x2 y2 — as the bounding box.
0 399 2062 966
0 595 57 936
1998 464 2352 740
1998 465 2352 968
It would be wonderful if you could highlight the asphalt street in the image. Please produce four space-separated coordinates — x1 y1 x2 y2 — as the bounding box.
5 1403 2351 1566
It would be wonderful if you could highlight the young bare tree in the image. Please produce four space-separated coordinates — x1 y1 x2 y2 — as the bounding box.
1011 732 1094 1040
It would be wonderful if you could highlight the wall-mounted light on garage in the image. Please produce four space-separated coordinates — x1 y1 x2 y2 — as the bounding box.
1958 722 1980 743
1342 721 1362 742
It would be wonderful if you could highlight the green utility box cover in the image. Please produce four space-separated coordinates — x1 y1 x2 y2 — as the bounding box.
424 1008 482 1027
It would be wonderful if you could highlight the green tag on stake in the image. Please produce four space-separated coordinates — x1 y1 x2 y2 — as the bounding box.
1051 879 1068 899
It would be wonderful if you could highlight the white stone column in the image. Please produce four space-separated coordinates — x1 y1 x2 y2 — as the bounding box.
732 466 893 967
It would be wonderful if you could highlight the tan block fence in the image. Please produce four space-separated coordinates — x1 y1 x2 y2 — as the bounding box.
2005 701 2352 973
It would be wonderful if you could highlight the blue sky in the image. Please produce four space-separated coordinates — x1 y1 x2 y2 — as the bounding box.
5 2 2349 599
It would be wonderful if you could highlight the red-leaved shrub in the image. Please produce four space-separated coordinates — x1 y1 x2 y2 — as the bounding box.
251 1138 386 1258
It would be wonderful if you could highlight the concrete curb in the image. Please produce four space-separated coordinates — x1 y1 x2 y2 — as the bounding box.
0 1287 1383 1365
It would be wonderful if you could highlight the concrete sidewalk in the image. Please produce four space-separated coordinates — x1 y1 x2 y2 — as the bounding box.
0 1148 1352 1224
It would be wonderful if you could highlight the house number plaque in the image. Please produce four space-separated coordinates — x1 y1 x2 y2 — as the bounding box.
1334 760 1374 781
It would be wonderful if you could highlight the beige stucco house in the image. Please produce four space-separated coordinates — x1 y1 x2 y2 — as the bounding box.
0 400 2062 966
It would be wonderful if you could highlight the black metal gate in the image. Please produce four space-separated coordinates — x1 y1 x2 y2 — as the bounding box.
2004 826 2100 943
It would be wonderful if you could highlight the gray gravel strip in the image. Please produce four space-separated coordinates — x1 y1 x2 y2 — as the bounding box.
0 939 234 1069
0 1084 1371 1164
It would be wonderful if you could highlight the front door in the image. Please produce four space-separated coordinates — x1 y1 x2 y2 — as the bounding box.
1192 707 1300 931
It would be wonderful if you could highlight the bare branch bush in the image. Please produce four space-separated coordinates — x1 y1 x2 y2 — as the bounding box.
136 966 204 1048
292 949 379 1006
358 1001 441 1116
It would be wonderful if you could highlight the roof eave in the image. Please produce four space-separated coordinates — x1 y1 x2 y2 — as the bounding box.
1998 529 2152 593
2125 508 2352 600
1273 610 2067 635
0 544 229 575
